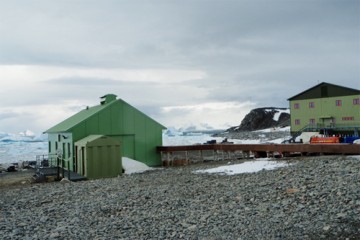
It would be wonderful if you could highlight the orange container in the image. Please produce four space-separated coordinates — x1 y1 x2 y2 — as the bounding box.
310 136 340 144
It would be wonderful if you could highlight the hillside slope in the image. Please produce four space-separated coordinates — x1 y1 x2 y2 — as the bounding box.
227 107 290 132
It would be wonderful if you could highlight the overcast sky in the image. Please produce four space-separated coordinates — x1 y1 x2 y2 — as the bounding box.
0 0 359 134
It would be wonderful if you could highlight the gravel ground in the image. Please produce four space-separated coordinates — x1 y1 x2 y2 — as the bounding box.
1 155 360 240
0 169 35 189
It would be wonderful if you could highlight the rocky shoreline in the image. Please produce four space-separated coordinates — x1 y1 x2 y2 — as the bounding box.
214 130 291 143
1 155 360 239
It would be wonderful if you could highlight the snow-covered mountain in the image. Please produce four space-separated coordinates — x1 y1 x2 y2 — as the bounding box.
163 107 290 136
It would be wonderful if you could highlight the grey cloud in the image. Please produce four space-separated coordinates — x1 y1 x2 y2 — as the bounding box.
0 0 359 132
0 111 20 120
45 77 120 86
1 1 358 70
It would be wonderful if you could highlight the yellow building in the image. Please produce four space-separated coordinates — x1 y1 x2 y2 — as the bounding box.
288 82 360 136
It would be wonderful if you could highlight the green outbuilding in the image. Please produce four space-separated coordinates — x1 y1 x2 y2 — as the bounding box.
75 135 121 179
44 94 166 174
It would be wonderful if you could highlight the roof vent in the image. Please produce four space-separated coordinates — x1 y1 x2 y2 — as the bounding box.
100 94 117 105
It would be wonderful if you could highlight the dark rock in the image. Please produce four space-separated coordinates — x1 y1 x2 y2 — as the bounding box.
227 107 290 132
7 166 17 172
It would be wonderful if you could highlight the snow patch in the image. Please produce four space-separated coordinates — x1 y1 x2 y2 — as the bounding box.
163 133 223 146
122 157 155 174
194 158 290 175
273 109 290 121
255 126 290 133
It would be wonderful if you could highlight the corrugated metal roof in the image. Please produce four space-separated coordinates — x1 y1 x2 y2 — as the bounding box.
44 102 113 133
44 97 166 133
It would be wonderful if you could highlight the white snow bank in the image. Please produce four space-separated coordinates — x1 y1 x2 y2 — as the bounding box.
194 158 290 175
228 139 261 144
264 108 290 121
273 109 290 121
122 157 154 174
255 126 290 133
163 133 223 146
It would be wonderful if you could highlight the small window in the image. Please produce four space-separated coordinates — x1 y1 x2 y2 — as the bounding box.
353 98 360 105
294 103 300 109
68 143 71 158
295 119 300 125
309 119 316 125
48 141 51 153
55 142 58 150
309 102 315 108
342 117 354 121
335 100 342 106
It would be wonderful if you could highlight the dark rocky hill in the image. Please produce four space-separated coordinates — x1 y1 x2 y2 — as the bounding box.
227 107 290 132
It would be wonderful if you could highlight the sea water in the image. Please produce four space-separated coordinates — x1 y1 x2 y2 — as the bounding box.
0 132 224 164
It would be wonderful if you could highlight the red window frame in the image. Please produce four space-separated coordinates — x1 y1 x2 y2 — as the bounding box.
353 98 360 105
309 102 315 108
335 100 342 106
295 119 300 125
342 117 354 121
309 118 316 125
294 103 300 109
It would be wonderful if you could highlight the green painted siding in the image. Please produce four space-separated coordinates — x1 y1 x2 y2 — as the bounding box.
99 109 111 134
114 135 135 159
123 103 135 134
111 104 122 133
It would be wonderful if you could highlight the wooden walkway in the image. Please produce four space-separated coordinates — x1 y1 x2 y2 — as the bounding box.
157 143 360 166
158 143 360 154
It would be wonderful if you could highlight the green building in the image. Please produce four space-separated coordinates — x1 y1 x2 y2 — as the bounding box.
44 94 166 174
288 82 360 136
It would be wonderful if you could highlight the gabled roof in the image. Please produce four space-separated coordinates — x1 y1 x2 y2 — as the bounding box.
44 95 166 133
288 82 360 101
44 101 115 133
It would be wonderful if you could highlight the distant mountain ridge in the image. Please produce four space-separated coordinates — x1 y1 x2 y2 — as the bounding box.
227 107 290 132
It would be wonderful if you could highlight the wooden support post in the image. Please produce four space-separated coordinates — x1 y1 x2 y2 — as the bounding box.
166 151 172 167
